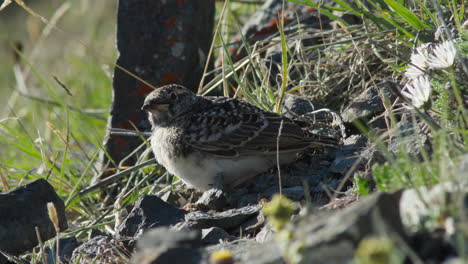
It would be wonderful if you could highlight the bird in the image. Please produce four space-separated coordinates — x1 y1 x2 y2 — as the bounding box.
141 84 337 191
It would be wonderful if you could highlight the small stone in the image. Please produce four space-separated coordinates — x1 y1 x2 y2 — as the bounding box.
284 191 407 263
195 188 227 211
71 236 127 264
0 179 67 257
182 204 262 231
387 119 429 158
264 186 305 201
330 135 368 174
255 225 275 243
46 236 80 264
282 95 325 118
160 190 186 207
205 239 282 264
116 195 187 238
341 81 397 123
132 227 202 264
201 227 234 244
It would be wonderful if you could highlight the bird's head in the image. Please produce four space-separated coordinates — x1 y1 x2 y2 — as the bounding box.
141 84 196 126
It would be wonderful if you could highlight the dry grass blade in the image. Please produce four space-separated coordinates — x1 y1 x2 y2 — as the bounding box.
0 0 12 11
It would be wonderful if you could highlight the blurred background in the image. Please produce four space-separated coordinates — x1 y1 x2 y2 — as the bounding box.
0 0 115 174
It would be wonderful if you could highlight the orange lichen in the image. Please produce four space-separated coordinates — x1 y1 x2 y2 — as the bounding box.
166 16 177 28
131 114 141 122
113 135 126 144
161 72 181 85
135 84 154 95
228 47 237 55
167 37 177 46
177 0 185 8
118 121 133 130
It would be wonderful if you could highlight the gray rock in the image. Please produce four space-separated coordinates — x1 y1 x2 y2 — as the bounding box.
177 204 262 231
255 225 275 243
387 119 429 158
195 188 227 211
206 239 284 264
284 191 407 264
264 186 305 201
99 0 215 174
282 94 343 139
458 154 468 179
231 191 259 208
201 227 235 245
71 236 127 264
116 195 187 238
330 135 368 174
0 179 67 260
409 229 456 263
46 236 80 264
341 81 397 123
239 211 266 237
87 228 107 240
132 227 202 264
282 95 326 119
244 242 285 264
160 190 186 208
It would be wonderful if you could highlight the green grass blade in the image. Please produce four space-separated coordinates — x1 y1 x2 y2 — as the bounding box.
383 0 429 30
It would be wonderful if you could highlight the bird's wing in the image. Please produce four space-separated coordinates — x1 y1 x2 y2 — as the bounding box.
177 98 328 157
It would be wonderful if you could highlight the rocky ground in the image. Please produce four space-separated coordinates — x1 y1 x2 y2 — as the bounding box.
1 91 466 263
0 0 467 263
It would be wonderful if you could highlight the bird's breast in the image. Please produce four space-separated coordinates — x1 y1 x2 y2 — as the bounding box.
151 127 185 164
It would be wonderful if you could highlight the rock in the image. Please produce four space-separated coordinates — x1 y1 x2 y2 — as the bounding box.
87 228 107 240
387 118 429 158
330 135 368 174
282 94 343 139
282 95 326 119
341 81 397 124
409 229 457 263
177 204 262 231
263 186 305 201
458 154 468 179
239 211 266 237
0 179 67 260
160 190 186 208
132 227 202 264
255 225 275 243
195 188 227 211
283 191 407 263
98 0 215 175
230 190 259 208
116 195 187 238
46 236 80 264
206 239 283 264
243 242 284 264
201 227 235 245
71 236 128 264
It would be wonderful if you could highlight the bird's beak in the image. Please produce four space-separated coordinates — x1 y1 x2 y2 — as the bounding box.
141 99 172 111
141 104 151 111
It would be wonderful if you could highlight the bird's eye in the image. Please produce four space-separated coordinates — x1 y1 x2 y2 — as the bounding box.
170 93 177 100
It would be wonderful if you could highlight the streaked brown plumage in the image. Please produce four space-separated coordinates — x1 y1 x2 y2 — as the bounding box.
142 84 336 191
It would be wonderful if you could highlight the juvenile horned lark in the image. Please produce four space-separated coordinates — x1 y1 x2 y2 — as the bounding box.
142 84 336 191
